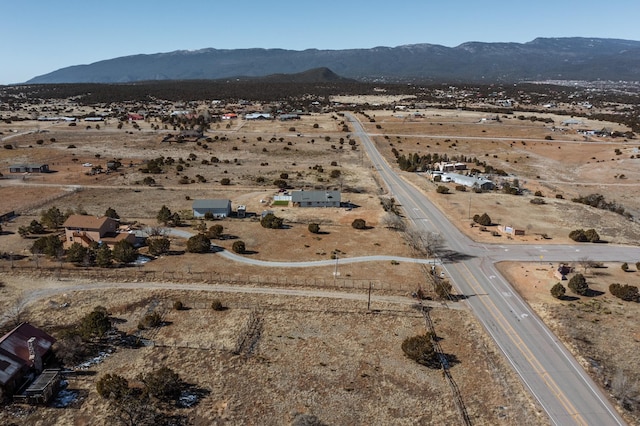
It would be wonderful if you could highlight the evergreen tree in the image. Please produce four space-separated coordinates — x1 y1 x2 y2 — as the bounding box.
95 244 113 268
156 205 172 225
112 240 138 264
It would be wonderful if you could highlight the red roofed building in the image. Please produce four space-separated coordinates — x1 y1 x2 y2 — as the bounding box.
0 323 56 399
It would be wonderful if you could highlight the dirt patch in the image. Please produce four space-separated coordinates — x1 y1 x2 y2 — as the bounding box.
499 261 640 425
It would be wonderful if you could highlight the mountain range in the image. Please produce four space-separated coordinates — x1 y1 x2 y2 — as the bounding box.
26 37 640 84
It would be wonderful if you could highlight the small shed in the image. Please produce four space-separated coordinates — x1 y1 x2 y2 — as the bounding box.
192 199 232 218
23 369 62 404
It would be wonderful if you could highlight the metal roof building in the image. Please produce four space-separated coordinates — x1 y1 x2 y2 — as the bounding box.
291 190 341 207
192 199 232 218
441 173 495 190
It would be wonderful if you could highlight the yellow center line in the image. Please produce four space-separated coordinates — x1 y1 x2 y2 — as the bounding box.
456 262 588 426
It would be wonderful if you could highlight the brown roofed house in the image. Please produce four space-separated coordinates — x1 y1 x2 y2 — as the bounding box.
63 215 136 249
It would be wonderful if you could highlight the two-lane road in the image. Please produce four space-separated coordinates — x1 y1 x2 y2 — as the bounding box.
346 112 629 426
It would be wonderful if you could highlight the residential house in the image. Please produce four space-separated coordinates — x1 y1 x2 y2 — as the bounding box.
63 215 135 248
433 162 467 173
0 323 57 401
192 199 232 218
291 190 341 207
8 164 50 173
278 114 300 121
244 113 272 120
438 173 495 190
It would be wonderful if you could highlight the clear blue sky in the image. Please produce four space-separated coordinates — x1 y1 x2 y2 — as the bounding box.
2 0 638 85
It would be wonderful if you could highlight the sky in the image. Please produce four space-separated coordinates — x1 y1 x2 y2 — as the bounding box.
2 0 639 85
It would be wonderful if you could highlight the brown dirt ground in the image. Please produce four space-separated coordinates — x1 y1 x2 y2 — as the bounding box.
0 280 543 426
1 106 638 424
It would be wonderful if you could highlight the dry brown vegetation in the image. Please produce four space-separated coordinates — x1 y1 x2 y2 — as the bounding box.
1 98 639 424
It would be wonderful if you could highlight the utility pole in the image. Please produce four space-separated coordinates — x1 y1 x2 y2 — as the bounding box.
367 282 373 310
333 251 339 286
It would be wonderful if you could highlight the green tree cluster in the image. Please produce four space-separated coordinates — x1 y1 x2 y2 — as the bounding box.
104 207 120 219
401 333 439 368
30 235 63 257
550 282 566 299
568 273 589 295
186 233 210 253
261 213 284 229
569 228 600 243
156 205 181 226
147 237 170 256
609 283 639 301
79 306 111 339
207 224 224 239
232 240 246 254
40 206 67 229
351 218 367 229
473 213 492 226
436 185 450 194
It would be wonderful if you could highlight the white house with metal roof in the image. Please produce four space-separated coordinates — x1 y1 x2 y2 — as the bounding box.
441 173 495 190
290 190 341 207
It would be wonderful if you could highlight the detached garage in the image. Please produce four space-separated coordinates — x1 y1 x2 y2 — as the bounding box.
192 199 232 218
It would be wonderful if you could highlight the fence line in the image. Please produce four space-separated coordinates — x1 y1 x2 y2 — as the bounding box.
0 264 413 292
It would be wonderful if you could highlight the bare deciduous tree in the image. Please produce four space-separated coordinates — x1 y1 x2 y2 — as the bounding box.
4 294 27 328
577 256 593 274
611 369 640 411
381 213 406 231
144 226 168 237
404 226 444 258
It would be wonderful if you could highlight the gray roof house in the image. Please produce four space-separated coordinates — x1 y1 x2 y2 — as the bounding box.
9 164 50 173
291 190 341 207
192 199 232 218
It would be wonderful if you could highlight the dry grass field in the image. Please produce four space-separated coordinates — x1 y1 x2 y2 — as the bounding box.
1 103 639 424
0 280 542 426
499 261 640 425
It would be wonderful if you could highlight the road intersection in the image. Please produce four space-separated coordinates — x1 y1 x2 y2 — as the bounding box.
345 112 636 426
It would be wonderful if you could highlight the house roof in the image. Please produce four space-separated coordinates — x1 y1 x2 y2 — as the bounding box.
192 199 231 210
441 173 494 188
0 323 56 386
291 190 341 203
9 164 48 169
63 215 113 230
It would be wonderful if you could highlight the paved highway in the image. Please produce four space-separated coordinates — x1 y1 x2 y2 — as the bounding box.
345 112 634 426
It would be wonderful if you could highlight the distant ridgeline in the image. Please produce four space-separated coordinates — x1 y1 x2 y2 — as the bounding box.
26 37 640 84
